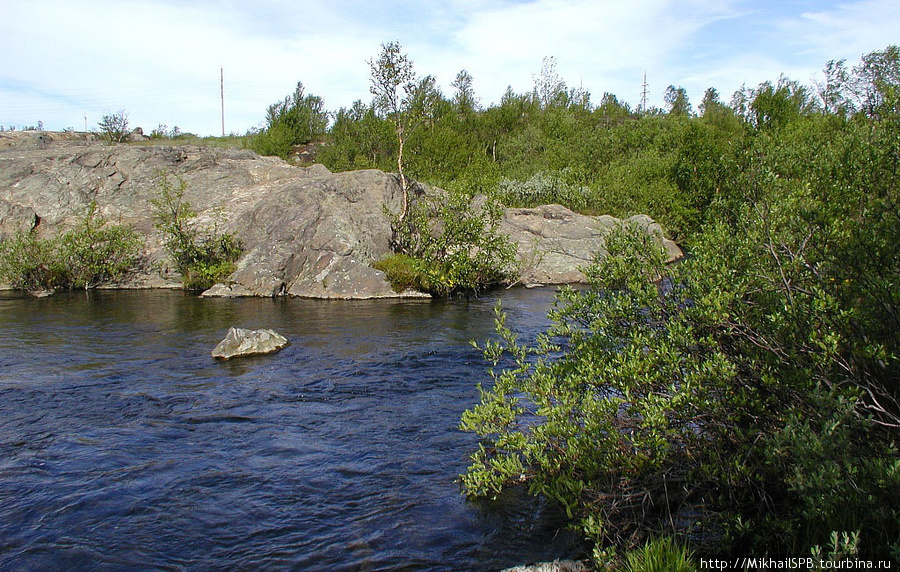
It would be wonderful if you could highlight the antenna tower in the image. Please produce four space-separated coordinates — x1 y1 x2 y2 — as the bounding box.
640 72 649 114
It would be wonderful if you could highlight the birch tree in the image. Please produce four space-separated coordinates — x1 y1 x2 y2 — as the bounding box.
369 41 417 223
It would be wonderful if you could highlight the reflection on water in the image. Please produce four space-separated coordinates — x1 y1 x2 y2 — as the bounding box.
0 288 582 571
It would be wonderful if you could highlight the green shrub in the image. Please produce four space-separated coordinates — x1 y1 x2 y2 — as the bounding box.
810 531 861 567
150 174 242 291
385 189 518 297
0 231 65 291
98 110 129 143
248 82 327 160
58 203 144 289
247 122 296 160
464 155 900 553
461 224 719 541
0 202 143 292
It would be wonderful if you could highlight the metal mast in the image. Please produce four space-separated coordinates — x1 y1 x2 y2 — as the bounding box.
640 72 649 114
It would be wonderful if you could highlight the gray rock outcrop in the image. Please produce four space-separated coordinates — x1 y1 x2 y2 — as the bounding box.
0 134 682 297
201 166 421 299
211 327 289 360
504 205 683 286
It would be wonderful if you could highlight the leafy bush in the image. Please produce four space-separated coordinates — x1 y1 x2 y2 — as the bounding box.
461 224 722 544
150 124 182 139
496 170 591 212
98 110 129 143
317 101 396 173
58 203 145 289
150 174 242 291
247 122 297 160
810 531 861 566
381 189 518 297
0 202 143 292
248 82 327 160
461 80 900 559
0 231 65 291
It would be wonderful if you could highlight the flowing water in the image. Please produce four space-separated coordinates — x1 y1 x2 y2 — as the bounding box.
0 288 582 571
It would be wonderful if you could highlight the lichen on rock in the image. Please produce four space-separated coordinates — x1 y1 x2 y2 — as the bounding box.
211 327 289 360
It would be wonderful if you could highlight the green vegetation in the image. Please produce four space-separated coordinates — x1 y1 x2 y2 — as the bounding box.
150 123 181 139
246 81 328 160
375 189 517 296
367 41 434 223
458 46 900 566
0 202 143 292
311 50 738 244
256 48 898 562
0 231 58 291
98 110 129 143
140 131 251 150
150 174 242 291
620 536 696 572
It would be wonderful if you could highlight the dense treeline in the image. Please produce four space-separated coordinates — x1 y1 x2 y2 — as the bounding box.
249 45 900 564
255 47 895 248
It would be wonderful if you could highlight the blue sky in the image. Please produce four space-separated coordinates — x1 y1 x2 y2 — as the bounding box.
2 0 898 136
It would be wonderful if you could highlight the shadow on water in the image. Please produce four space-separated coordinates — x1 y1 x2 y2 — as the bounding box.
0 288 584 571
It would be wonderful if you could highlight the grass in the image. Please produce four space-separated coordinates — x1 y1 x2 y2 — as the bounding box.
135 133 253 150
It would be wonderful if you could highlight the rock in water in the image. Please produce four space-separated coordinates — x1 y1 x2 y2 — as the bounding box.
212 327 289 360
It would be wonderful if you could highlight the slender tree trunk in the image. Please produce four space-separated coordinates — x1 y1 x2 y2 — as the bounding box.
396 122 408 223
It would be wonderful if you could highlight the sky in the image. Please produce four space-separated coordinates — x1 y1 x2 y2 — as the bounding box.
2 0 899 136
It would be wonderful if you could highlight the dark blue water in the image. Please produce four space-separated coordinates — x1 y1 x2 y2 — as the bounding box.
0 288 582 571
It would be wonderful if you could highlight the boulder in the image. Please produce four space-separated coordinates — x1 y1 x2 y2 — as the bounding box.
128 127 149 142
202 168 412 299
503 205 682 286
211 327 289 360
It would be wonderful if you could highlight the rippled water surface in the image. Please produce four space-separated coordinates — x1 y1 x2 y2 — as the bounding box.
0 288 581 571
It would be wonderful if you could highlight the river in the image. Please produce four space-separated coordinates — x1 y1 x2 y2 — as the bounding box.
0 288 582 571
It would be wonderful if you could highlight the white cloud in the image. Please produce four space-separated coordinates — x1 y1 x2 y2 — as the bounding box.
788 0 900 58
2 0 898 134
2 0 379 134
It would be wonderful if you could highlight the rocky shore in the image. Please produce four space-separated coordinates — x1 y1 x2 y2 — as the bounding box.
0 131 681 298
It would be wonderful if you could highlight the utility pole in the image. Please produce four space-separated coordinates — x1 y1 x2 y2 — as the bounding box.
640 72 649 114
220 66 225 137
